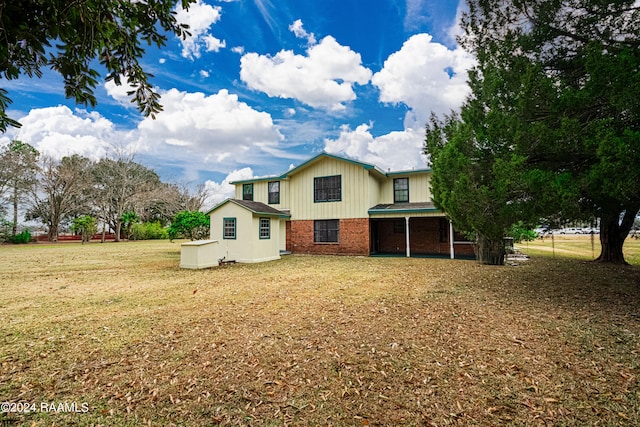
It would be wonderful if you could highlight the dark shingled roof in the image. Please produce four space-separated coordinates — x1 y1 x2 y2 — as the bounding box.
231 199 289 216
369 202 439 212
207 198 291 217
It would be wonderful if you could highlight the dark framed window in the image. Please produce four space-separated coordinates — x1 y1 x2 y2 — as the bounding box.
243 183 253 201
314 175 341 202
223 217 236 239
268 181 280 204
259 218 270 239
394 219 405 234
314 219 339 243
439 218 448 243
394 178 409 203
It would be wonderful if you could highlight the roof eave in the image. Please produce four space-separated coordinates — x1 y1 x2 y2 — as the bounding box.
368 207 441 215
206 198 290 218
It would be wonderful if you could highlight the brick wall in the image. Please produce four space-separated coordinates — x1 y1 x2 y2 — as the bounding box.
408 217 447 254
289 218 370 256
288 217 475 258
374 219 407 254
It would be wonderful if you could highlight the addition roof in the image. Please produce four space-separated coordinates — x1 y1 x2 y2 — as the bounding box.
206 198 291 218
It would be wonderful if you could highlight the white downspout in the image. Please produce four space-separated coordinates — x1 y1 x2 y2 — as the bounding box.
405 216 411 258
449 220 455 259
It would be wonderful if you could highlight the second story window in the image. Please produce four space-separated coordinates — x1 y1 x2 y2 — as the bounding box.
243 183 253 201
268 181 280 204
394 178 409 203
314 175 341 202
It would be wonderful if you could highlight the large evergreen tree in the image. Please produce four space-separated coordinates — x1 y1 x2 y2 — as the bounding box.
426 0 640 264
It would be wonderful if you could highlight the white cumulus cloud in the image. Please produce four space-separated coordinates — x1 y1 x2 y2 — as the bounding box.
14 106 122 160
204 35 226 52
104 79 139 107
13 85 286 183
175 0 223 59
134 88 283 169
325 33 473 171
289 19 316 45
240 36 372 111
324 124 428 172
372 33 475 128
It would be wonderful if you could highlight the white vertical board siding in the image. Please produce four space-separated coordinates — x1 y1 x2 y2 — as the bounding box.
235 181 269 204
368 174 382 208
412 173 432 202
379 172 432 204
233 179 290 209
250 215 281 262
289 157 371 220
209 203 254 262
209 202 281 263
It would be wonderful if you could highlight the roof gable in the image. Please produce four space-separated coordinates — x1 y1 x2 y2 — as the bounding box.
282 152 384 178
229 152 432 185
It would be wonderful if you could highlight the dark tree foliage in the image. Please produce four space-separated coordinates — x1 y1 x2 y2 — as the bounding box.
426 0 640 264
0 0 196 132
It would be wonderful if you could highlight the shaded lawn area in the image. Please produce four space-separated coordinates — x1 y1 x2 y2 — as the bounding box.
1 241 639 426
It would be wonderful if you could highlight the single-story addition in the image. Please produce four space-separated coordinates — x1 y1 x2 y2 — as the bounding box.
194 152 474 265
207 199 291 263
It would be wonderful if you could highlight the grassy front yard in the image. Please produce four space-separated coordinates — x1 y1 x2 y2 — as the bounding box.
1 239 639 426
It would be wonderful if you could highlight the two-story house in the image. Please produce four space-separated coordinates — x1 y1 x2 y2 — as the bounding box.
206 152 474 263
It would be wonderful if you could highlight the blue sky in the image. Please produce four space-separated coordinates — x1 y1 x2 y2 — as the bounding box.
1 0 473 207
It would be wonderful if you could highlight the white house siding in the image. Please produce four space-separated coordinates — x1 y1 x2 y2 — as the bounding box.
250 215 282 262
378 172 432 204
287 157 371 220
368 174 383 210
235 179 290 211
210 202 281 263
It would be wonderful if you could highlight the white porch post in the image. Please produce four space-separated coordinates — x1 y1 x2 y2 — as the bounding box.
449 220 455 259
405 216 411 258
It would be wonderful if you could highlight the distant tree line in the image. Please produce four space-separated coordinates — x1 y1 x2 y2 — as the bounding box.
0 140 208 243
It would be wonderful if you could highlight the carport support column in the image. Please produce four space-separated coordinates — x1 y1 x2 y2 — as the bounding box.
449 220 455 259
405 217 411 258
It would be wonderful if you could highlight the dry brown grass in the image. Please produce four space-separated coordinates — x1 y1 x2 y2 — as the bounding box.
518 233 640 265
1 240 640 426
